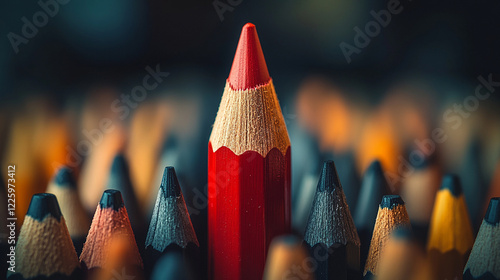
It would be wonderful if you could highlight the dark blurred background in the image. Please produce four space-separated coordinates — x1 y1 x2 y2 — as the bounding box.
2 0 500 96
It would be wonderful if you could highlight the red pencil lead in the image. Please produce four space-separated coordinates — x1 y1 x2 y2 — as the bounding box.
228 23 270 90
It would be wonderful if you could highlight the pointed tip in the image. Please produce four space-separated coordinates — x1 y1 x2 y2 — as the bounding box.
364 160 385 182
367 160 383 174
362 159 389 193
440 174 463 197
52 166 77 188
111 154 128 172
99 189 124 211
160 166 181 198
227 23 270 90
107 153 133 191
317 160 341 192
27 193 62 221
380 195 405 209
484 197 500 225
243 22 255 28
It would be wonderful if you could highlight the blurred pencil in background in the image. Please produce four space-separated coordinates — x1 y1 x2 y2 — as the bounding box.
401 153 442 245
106 154 145 240
94 230 145 280
46 166 90 255
263 235 313 280
364 195 411 278
484 160 500 217
126 102 171 213
460 139 488 228
375 227 433 280
2 99 71 226
144 167 199 278
78 89 128 214
7 193 82 280
151 251 196 280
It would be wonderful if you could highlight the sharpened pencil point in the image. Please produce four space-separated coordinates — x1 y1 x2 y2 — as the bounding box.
484 197 500 225
161 167 181 198
99 189 124 211
53 166 77 188
228 23 270 90
111 154 127 172
209 21 290 279
317 160 341 192
26 193 62 221
380 195 405 209
440 174 463 197
106 153 143 230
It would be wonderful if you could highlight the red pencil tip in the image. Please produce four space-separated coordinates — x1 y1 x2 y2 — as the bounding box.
228 23 270 90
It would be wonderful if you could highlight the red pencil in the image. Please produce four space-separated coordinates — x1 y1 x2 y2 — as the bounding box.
208 23 291 280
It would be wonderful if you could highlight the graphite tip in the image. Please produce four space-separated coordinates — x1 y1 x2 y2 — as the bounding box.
380 195 405 209
53 166 77 188
99 189 124 211
160 166 182 198
26 193 63 221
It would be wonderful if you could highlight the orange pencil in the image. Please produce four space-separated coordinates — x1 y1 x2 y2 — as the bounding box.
80 190 143 278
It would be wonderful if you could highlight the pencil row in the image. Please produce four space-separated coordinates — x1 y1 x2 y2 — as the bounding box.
269 160 500 280
6 160 500 280
6 166 199 280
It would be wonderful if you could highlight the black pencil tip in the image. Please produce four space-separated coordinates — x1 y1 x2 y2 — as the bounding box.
368 160 382 171
275 234 301 245
161 167 181 198
99 189 124 211
53 166 77 188
317 160 341 192
27 193 62 221
111 154 128 173
380 195 405 209
440 174 463 197
484 197 500 225
405 144 436 170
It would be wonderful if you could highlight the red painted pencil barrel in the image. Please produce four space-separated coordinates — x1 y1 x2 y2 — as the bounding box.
208 143 291 279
